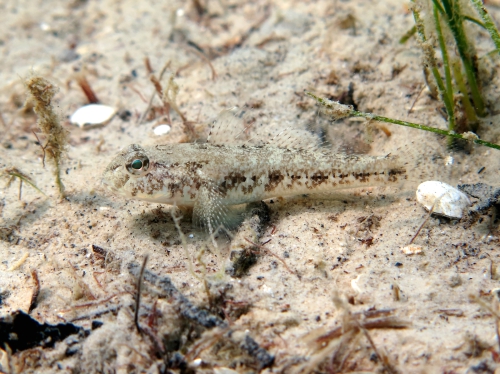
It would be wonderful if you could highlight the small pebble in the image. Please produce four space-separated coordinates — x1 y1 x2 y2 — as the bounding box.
40 22 51 31
191 358 202 367
416 181 470 219
153 124 172 136
213 367 240 374
70 104 116 128
400 245 423 255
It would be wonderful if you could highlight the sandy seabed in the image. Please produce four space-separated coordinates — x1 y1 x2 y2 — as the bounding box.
1 0 500 373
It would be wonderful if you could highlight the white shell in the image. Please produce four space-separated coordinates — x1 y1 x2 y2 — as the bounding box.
416 181 471 219
153 124 171 136
400 245 423 255
70 104 116 128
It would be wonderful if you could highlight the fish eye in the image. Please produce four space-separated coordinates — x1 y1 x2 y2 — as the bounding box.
131 159 143 169
126 153 149 175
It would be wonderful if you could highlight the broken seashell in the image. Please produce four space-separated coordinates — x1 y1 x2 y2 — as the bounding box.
400 245 423 255
70 104 116 128
416 181 470 219
153 124 171 136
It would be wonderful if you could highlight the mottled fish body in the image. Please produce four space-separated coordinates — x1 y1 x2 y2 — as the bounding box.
104 143 404 203
102 143 405 232
102 108 406 232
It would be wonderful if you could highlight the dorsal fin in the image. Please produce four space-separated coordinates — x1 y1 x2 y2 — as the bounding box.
207 107 252 145
208 107 321 151
267 127 321 151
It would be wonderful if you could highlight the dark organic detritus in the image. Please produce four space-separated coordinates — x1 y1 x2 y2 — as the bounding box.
229 201 271 277
128 262 275 369
0 310 82 352
458 183 500 217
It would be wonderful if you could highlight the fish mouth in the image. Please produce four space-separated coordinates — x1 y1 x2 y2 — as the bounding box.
101 175 115 191
101 162 129 193
101 164 114 188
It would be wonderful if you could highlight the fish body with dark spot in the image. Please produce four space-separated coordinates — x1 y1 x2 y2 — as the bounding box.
102 141 405 232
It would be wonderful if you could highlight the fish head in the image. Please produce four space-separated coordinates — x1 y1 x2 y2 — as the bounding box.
102 144 182 204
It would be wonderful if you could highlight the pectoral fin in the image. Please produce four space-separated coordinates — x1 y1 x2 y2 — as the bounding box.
193 183 229 236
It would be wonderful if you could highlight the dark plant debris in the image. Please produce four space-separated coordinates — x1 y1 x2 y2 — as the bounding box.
128 262 275 370
458 183 500 217
0 310 82 353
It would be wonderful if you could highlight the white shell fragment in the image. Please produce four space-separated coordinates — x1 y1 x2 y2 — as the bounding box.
400 245 423 255
416 181 471 219
153 124 171 136
70 104 116 128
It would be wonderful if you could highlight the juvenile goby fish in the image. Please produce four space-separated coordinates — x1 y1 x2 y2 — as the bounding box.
102 131 406 233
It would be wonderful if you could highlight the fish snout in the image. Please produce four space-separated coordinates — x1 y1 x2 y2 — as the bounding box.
102 160 129 193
